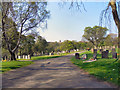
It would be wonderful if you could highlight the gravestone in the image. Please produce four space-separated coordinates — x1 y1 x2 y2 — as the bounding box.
100 49 103 54
25 55 28 59
49 53 51 55
112 52 117 58
112 48 116 52
18 56 21 59
93 49 97 60
102 51 109 58
88 48 90 51
75 53 80 59
112 48 117 59
74 49 76 52
106 50 109 54
23 55 25 59
94 49 97 54
28 55 31 59
93 54 97 60
51 52 54 55
62 51 65 53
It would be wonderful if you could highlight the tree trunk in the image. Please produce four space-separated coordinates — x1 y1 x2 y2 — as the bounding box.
118 26 120 60
10 51 16 61
109 0 120 60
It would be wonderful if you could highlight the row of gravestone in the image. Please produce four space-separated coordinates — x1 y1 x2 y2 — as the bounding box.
93 48 117 59
18 55 31 59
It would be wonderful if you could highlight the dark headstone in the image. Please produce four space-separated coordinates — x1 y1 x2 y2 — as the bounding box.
106 50 109 53
102 51 109 58
112 48 116 53
100 49 103 54
112 52 117 59
93 54 97 60
51 53 54 55
94 49 97 54
75 53 80 59
86 48 90 51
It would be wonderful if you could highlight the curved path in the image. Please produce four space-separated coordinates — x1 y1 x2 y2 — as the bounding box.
2 53 117 88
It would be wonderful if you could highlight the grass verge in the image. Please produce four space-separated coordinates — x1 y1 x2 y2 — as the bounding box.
1 61 33 73
71 51 120 86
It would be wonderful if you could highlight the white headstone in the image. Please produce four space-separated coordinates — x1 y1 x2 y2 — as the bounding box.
28 55 31 59
18 56 21 59
23 55 25 59
49 53 51 56
62 51 65 53
74 49 76 51
25 55 28 59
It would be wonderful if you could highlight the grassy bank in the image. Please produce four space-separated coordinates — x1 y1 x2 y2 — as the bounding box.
71 51 119 86
31 55 61 60
1 61 33 73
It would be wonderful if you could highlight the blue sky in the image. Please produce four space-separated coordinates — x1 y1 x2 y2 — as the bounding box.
37 2 118 42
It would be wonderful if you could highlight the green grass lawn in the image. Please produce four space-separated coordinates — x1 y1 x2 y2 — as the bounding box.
31 55 61 60
71 51 120 86
1 61 33 73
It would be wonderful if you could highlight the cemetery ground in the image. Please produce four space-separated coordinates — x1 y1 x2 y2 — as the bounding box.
71 51 120 86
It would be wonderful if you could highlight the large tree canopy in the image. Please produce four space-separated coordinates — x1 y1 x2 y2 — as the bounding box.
1 2 50 60
82 26 108 48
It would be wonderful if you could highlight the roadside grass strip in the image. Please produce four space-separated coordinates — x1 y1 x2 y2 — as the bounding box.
1 61 33 73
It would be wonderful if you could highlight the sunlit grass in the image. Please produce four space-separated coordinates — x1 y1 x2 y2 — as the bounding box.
71 51 119 86
1 61 33 73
